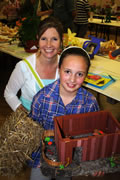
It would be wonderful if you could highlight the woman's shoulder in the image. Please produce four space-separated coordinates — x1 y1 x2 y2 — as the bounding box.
17 54 36 71
25 54 36 65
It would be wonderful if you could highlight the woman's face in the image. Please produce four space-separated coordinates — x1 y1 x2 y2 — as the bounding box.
59 55 87 95
38 28 61 60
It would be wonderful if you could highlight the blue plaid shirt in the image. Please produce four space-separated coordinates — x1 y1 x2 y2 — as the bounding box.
29 79 99 167
29 79 99 130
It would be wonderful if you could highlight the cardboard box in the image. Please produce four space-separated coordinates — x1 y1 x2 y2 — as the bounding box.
54 111 120 164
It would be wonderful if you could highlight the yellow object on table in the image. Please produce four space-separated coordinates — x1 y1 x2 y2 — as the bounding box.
84 73 112 88
63 28 84 48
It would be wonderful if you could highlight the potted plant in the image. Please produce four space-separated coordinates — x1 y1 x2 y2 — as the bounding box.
16 16 40 52
12 0 41 52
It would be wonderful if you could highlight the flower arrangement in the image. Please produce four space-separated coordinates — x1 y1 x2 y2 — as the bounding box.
15 16 40 48
11 0 41 51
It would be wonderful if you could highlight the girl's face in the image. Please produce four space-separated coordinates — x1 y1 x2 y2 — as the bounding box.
59 55 88 95
39 28 61 60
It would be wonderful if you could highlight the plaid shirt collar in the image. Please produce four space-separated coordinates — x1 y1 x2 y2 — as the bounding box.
45 79 85 105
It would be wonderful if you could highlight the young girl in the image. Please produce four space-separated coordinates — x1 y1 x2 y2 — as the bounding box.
29 46 100 180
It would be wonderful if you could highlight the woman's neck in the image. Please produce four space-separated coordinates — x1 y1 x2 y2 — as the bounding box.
36 54 58 79
38 54 58 66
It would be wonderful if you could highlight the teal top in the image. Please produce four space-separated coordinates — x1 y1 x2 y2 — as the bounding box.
20 79 54 111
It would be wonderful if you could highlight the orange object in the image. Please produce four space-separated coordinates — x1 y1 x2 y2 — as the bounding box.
88 75 101 81
109 51 116 60
93 129 104 135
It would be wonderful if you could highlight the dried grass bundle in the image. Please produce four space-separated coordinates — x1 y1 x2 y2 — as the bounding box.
0 109 44 176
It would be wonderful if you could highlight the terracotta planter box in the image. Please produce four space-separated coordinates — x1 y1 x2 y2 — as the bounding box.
54 111 120 165
24 40 38 53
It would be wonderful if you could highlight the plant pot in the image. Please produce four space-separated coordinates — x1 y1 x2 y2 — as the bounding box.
24 40 38 53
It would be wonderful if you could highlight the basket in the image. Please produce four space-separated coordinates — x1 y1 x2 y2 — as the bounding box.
0 108 44 176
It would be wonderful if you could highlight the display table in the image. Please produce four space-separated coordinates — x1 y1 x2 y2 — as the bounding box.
89 18 120 27
0 42 31 59
88 18 120 42
83 56 120 102
0 41 120 102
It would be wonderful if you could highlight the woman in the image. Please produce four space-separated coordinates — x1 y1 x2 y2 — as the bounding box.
4 16 63 112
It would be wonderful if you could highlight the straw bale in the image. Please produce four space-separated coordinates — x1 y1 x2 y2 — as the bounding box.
0 109 44 176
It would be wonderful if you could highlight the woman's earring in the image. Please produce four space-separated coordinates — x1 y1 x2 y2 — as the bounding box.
59 43 63 51
36 47 41 57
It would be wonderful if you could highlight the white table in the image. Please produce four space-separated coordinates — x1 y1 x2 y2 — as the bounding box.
83 55 120 102
89 18 120 27
88 18 120 42
0 41 120 101
0 42 31 59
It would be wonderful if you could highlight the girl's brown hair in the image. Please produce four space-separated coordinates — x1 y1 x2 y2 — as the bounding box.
59 46 91 74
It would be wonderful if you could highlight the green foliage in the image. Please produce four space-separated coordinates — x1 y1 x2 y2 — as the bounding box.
17 16 40 47
12 0 41 47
